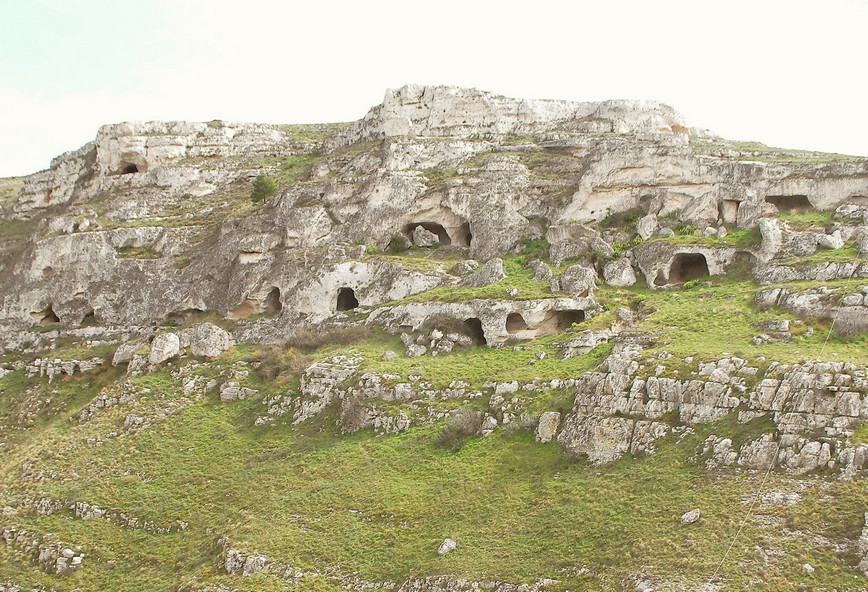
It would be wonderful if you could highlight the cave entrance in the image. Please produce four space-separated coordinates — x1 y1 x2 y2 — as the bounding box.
121 163 140 174
452 222 472 247
166 308 205 325
80 309 97 327
265 287 282 314
669 253 709 283
31 306 60 325
336 287 359 311
404 222 451 246
464 317 487 345
719 199 739 224
765 194 812 213
506 313 528 334
537 309 586 334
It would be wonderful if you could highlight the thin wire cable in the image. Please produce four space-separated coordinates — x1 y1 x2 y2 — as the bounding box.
705 264 859 585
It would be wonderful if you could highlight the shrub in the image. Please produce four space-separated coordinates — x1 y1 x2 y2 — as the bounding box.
387 233 408 252
286 325 372 351
251 173 278 203
435 408 484 451
254 346 311 382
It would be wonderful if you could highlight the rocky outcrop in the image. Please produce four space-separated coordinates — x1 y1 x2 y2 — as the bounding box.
556 344 867 474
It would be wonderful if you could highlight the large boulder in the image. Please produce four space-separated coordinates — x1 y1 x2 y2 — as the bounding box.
536 411 561 443
462 258 506 288
148 332 180 365
187 323 235 358
552 264 596 296
603 258 637 287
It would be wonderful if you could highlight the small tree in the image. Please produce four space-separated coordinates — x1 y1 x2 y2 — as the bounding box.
251 173 277 203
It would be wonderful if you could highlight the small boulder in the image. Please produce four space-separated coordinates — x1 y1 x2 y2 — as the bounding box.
112 339 145 366
452 259 479 275
636 214 659 240
680 509 701 526
412 226 440 247
148 333 180 365
536 411 562 443
437 538 457 555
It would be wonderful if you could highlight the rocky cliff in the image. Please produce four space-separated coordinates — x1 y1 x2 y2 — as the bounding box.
0 85 866 591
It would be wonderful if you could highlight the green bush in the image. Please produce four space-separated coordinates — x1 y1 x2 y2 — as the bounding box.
387 233 409 252
251 173 278 202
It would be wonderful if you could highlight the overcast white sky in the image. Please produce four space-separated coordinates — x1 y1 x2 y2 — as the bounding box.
1 0 866 177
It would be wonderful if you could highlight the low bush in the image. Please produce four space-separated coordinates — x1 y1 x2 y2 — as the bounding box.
435 408 484 451
287 324 373 351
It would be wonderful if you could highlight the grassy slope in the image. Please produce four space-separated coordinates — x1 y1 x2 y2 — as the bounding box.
0 260 866 590
2 364 864 591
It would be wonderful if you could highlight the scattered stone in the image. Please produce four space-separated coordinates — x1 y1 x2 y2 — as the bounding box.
680 509 701 526
437 538 457 555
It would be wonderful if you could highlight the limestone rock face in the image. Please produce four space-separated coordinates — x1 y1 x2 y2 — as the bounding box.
1 85 866 352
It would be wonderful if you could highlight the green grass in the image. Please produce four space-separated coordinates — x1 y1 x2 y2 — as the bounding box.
777 210 835 230
0 176 23 208
1 373 862 591
393 257 558 304
276 122 352 144
691 138 867 164
783 245 865 266
116 246 162 259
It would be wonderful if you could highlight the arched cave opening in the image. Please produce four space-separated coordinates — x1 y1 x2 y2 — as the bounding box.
765 194 812 213
554 309 585 330
31 306 60 325
121 163 140 174
506 313 528 334
80 309 97 327
336 287 359 312
464 317 487 346
538 309 585 333
166 308 205 325
265 287 282 314
732 251 757 265
453 222 473 247
404 222 451 246
669 253 710 284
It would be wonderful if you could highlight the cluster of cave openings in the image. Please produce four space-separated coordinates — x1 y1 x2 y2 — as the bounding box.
765 194 812 213
336 287 359 312
31 306 60 325
668 253 710 284
265 287 282 315
464 317 487 345
404 221 472 247
506 313 529 334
